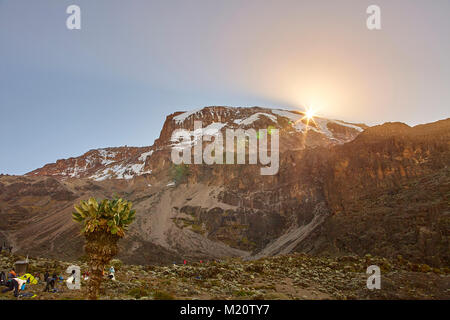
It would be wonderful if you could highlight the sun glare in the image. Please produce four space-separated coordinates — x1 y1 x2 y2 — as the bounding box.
305 108 316 120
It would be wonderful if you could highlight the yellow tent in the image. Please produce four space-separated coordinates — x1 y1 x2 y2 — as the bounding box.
19 273 38 285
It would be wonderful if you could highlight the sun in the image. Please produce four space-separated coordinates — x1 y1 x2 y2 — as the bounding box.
297 105 319 130
305 107 316 120
294 104 320 129
302 105 318 122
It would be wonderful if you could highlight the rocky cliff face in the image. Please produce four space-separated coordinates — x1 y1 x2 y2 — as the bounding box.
1 107 448 267
27 147 153 181
295 119 450 266
27 106 365 181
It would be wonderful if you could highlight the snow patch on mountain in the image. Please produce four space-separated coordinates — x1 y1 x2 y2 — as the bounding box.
234 112 277 126
97 149 118 165
333 120 364 132
271 109 307 133
90 162 152 181
171 122 226 150
139 150 154 162
311 117 335 139
173 108 204 124
271 109 364 138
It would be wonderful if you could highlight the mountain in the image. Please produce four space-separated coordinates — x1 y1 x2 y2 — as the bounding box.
0 106 448 268
26 106 366 180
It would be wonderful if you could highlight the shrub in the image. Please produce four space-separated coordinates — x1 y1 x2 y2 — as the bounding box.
233 290 255 297
128 287 150 299
153 290 175 300
170 164 190 184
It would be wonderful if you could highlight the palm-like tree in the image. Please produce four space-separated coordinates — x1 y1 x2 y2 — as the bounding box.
72 197 136 300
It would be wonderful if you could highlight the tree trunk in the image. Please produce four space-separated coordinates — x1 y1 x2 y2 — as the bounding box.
84 232 120 300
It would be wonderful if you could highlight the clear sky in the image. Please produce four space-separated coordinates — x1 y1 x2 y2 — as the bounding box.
1 0 449 175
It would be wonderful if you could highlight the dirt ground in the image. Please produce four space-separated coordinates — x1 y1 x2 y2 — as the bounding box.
1 253 449 300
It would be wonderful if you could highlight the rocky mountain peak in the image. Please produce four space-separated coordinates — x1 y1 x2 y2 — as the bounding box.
27 106 366 181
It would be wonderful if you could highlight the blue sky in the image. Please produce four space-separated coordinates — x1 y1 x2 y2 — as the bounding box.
1 0 449 174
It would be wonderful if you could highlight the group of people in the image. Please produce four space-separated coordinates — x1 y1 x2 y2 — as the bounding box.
0 268 27 297
0 267 64 297
0 264 117 298
42 271 60 292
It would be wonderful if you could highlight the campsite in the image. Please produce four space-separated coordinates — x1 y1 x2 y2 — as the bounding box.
1 251 448 300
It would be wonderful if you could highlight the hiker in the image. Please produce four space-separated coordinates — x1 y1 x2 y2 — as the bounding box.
83 271 89 281
66 270 76 285
34 273 41 284
1 277 26 297
108 266 115 280
43 273 57 292
44 271 49 282
8 246 12 254
0 271 6 286
8 268 16 279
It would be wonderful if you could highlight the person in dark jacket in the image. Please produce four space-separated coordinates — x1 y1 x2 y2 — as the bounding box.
0 271 6 286
2 277 25 297
43 273 57 292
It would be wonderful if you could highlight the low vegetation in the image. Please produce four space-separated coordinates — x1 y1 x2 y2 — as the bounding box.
1 252 448 300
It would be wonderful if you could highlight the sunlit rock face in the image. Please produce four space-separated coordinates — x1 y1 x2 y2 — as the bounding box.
1 107 448 267
26 106 364 181
26 106 365 182
294 119 450 267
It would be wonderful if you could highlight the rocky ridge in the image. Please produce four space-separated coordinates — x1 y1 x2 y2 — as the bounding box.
0 107 448 270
